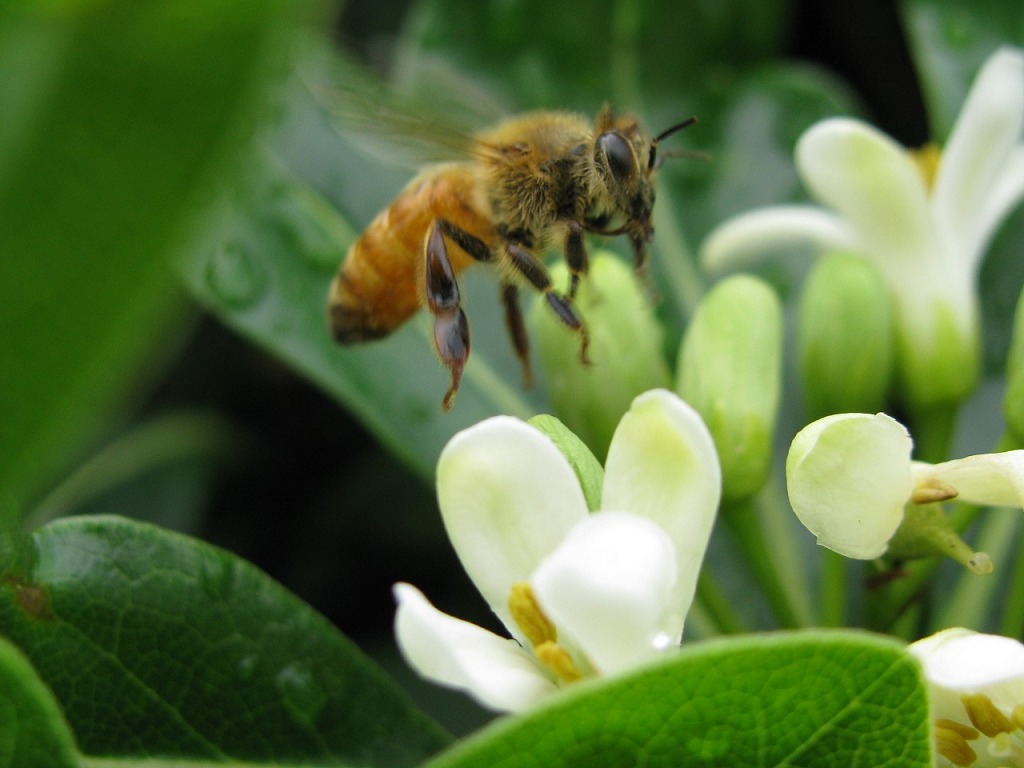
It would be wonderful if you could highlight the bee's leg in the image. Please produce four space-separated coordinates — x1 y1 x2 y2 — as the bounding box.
439 219 494 263
629 230 649 275
500 282 533 387
505 241 591 365
565 221 589 299
425 220 470 411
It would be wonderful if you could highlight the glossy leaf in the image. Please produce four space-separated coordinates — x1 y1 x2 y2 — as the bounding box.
0 0 297 511
0 636 78 768
426 631 932 768
0 515 451 765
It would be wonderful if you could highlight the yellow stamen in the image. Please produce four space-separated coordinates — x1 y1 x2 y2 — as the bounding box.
962 693 1016 737
935 723 978 766
937 718 980 741
1012 703 1024 730
508 582 557 648
911 478 959 505
534 641 584 683
909 143 941 191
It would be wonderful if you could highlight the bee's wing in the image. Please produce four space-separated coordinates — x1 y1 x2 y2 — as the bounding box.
303 44 508 167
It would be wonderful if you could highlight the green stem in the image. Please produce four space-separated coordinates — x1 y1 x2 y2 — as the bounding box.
999 519 1024 637
907 401 958 463
820 549 848 627
695 567 747 635
722 495 812 629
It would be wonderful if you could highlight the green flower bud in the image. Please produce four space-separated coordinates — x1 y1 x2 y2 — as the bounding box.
1004 284 1024 448
797 253 893 419
676 275 782 500
529 253 671 458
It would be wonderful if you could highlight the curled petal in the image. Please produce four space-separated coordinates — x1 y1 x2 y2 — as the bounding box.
437 416 589 632
786 413 913 559
602 390 721 634
914 450 1024 509
701 205 855 273
933 47 1024 265
531 512 679 674
393 583 556 712
910 628 1024 721
796 118 937 278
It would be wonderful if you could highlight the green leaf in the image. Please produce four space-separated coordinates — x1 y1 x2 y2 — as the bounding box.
0 0 297 510
527 414 604 511
426 631 932 768
0 635 78 768
0 515 451 766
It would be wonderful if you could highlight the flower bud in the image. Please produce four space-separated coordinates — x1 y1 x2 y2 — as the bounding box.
1004 284 1024 448
676 275 782 500
797 253 893 419
529 253 670 458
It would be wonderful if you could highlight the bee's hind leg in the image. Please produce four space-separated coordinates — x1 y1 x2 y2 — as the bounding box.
565 222 589 299
425 220 471 411
505 241 591 366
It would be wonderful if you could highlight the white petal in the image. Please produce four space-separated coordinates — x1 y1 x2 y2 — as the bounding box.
914 450 1024 508
932 47 1024 265
972 144 1024 265
700 204 856 273
795 118 937 278
531 512 679 674
393 583 556 712
602 390 721 634
910 627 1024 720
437 416 589 632
786 413 913 559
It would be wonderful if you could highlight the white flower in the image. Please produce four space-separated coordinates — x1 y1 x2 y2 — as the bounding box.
702 48 1024 409
394 389 721 712
910 628 1024 767
786 411 1023 567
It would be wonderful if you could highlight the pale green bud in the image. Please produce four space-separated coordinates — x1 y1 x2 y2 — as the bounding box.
676 275 782 500
797 253 893 419
1004 285 1024 448
529 253 671 459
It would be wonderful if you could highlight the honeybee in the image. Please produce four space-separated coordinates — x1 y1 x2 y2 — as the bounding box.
327 106 695 410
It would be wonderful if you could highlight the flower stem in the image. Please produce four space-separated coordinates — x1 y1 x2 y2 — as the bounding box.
721 494 812 629
820 549 848 627
695 567 747 635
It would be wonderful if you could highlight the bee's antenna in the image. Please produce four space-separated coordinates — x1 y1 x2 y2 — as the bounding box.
649 116 698 170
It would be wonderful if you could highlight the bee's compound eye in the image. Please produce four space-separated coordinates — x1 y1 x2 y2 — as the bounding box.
598 132 636 182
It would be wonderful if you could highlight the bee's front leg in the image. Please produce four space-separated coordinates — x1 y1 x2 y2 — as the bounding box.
505 241 591 366
425 220 470 411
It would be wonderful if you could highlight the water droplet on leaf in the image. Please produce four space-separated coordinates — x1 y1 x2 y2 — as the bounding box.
205 241 267 309
276 660 327 727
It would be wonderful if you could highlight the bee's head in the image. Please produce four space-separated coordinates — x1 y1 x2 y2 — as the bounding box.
591 109 696 246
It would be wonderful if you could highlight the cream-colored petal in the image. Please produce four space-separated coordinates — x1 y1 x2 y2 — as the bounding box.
786 413 913 559
795 118 937 278
602 390 721 634
701 205 856 273
531 512 679 674
914 450 1024 508
910 627 1024 721
932 47 1024 266
393 583 556 712
971 145 1024 268
437 416 589 631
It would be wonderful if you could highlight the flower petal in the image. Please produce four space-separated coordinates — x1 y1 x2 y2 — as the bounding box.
795 118 937 280
701 204 856 273
914 450 1024 509
437 416 589 632
602 390 721 634
393 583 556 712
786 413 913 559
531 512 679 674
932 47 1024 266
910 627 1024 721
